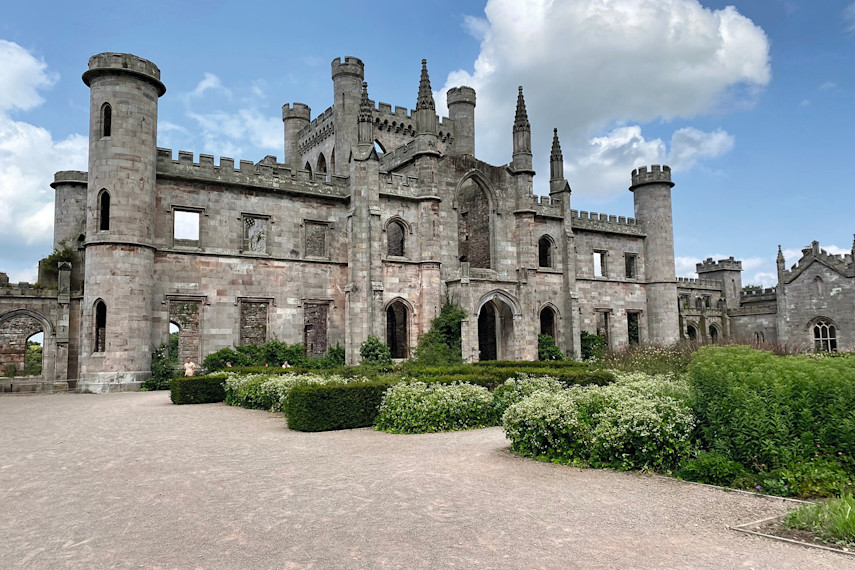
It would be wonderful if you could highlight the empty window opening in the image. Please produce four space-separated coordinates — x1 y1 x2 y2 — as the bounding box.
538 236 553 268
101 103 111 138
98 190 110 231
754 331 765 343
173 210 200 245
627 312 640 345
168 322 180 359
387 221 405 257
695 297 704 310
305 221 328 258
540 307 556 339
813 319 837 352
593 251 607 277
625 253 637 279
374 140 385 155
304 161 313 178
709 325 719 342
304 303 328 358
94 301 107 353
386 302 408 359
458 177 492 269
686 323 698 341
243 216 268 253
595 311 610 347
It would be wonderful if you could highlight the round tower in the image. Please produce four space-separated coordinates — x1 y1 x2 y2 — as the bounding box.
79 52 165 392
282 103 311 171
446 86 476 156
630 165 678 345
331 56 364 176
51 170 88 288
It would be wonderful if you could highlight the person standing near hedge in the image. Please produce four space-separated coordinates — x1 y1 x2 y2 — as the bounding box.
184 357 196 377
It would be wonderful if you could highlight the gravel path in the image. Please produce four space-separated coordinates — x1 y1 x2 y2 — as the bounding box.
1 391 852 569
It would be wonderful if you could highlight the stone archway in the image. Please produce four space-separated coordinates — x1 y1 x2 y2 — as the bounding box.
386 300 409 359
477 298 515 361
0 310 53 378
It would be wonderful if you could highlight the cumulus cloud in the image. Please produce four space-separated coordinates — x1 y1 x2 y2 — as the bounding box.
845 3 855 35
438 0 770 197
0 41 87 281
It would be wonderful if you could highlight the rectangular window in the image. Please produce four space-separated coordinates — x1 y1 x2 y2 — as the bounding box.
242 215 268 254
624 253 637 279
305 221 328 258
595 310 610 347
627 312 640 345
239 300 269 346
593 250 607 277
173 209 201 248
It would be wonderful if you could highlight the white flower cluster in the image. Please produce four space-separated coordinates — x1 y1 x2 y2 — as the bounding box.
375 381 496 433
224 372 361 412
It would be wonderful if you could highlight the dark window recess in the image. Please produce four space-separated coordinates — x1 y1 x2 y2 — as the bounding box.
538 236 553 268
540 307 556 338
625 254 637 279
387 221 405 257
94 301 107 353
386 302 408 358
102 103 111 138
304 304 328 357
99 191 110 231
627 312 639 345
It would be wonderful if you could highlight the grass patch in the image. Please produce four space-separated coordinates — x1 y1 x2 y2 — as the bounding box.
784 494 855 547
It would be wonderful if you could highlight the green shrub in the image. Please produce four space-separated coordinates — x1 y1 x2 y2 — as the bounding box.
580 331 606 360
360 335 393 365
784 493 855 546
492 375 565 417
593 343 693 376
375 382 497 433
688 346 855 471
502 372 695 471
143 333 179 390
410 300 466 365
170 374 227 404
224 372 358 412
678 451 748 487
285 381 393 431
537 334 564 361
23 341 42 376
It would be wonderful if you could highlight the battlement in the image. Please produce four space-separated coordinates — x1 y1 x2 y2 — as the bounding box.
629 164 673 190
298 106 334 139
677 277 722 289
447 86 476 106
741 287 777 297
379 171 422 199
82 52 165 96
331 56 364 78
0 281 59 298
282 103 311 121
155 148 349 199
51 170 88 189
570 210 645 236
696 256 742 273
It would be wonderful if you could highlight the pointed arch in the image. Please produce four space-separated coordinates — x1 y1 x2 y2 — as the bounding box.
476 289 521 318
455 171 496 269
708 323 721 342
539 304 559 338
476 291 518 361
316 153 327 180
98 189 110 231
94 299 107 353
304 161 313 178
538 234 555 268
373 140 386 154
384 216 411 258
101 102 112 138
809 316 837 352
384 297 413 359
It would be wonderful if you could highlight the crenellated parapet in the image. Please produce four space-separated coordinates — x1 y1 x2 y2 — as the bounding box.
82 52 165 96
696 256 742 273
378 171 424 200
677 277 722 289
781 240 855 283
155 148 349 199
629 164 673 190
570 210 645 236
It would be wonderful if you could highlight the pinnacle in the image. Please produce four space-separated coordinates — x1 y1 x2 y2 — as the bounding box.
550 127 563 161
358 81 372 122
514 85 530 132
416 59 435 111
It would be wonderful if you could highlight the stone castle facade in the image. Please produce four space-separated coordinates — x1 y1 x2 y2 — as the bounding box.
0 52 852 392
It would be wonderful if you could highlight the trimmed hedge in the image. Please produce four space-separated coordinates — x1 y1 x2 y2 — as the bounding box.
285 381 393 431
170 374 227 404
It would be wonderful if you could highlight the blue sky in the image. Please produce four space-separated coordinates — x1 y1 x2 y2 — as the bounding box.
1 0 853 287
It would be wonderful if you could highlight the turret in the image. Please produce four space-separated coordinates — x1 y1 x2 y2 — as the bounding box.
282 103 311 171
446 86 476 155
696 257 743 310
331 56 364 176
79 52 164 392
629 165 678 344
511 86 533 173
50 170 88 289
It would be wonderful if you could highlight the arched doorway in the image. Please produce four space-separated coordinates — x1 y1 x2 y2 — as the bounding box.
478 298 515 361
386 301 408 359
687 323 698 341
540 306 556 339
708 324 720 342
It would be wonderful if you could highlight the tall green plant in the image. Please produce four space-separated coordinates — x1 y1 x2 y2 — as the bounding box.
411 300 466 365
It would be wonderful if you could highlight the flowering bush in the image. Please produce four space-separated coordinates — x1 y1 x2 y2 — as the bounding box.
502 372 695 471
492 375 565 416
224 372 356 412
375 382 497 433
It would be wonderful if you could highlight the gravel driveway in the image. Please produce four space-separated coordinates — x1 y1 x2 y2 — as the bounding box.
1 391 852 569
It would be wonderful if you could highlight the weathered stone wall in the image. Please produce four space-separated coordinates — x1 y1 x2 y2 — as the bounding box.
779 261 854 349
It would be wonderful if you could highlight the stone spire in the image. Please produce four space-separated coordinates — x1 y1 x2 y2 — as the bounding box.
549 128 569 196
416 59 435 111
358 82 374 144
512 86 532 172
777 244 785 272
513 86 530 134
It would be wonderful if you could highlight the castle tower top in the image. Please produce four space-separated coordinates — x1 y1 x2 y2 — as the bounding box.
331 56 364 80
82 52 165 97
416 59 435 111
629 164 674 190
696 256 743 273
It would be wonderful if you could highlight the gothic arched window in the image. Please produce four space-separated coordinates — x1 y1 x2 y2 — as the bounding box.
387 220 405 257
101 103 112 138
538 235 554 268
94 300 107 353
98 189 110 231
812 318 837 352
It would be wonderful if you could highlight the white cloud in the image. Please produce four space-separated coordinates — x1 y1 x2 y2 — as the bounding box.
819 81 836 91
669 127 734 171
0 40 57 112
439 0 770 197
844 3 855 35
0 41 87 280
186 72 231 100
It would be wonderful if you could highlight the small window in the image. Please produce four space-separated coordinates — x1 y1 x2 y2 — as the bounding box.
173 210 200 247
538 236 553 268
94 300 107 353
387 220 405 257
709 325 719 342
815 276 824 297
243 215 268 254
98 190 111 231
305 221 328 258
695 297 704 310
687 324 698 340
627 312 640 345
101 103 112 138
595 310 610 347
593 250 607 277
304 161 313 178
813 318 837 352
754 331 765 343
540 306 556 338
624 253 637 279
